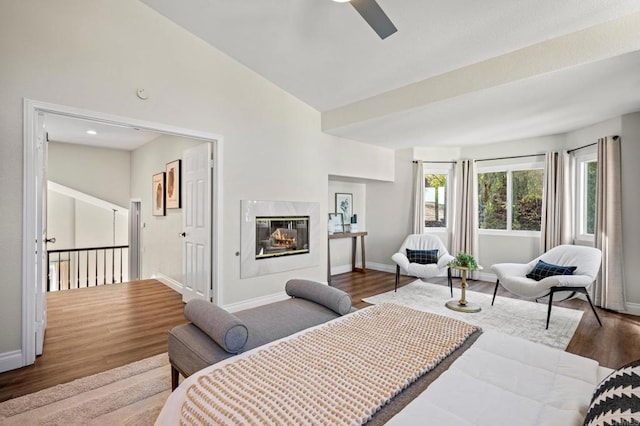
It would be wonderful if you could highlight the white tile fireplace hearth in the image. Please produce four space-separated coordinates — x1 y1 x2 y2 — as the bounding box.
241 200 320 278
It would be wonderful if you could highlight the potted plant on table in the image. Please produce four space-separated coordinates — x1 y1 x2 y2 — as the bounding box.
448 252 478 270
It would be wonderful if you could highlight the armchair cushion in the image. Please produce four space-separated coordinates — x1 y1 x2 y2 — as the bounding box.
526 260 577 281
406 248 438 265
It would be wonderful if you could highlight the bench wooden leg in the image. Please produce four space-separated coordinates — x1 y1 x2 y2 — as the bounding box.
171 365 180 391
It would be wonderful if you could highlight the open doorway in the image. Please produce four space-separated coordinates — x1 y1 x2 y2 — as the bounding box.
22 99 223 368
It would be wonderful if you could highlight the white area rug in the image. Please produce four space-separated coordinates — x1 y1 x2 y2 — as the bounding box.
0 353 170 426
362 280 583 350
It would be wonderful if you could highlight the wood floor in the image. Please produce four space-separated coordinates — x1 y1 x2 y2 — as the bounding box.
0 279 186 403
1 271 639 403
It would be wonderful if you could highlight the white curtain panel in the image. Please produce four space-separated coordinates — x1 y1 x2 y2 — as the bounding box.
412 161 425 234
452 160 479 277
540 151 573 253
594 136 626 312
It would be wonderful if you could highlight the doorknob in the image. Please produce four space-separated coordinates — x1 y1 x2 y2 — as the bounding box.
45 237 56 244
179 232 186 237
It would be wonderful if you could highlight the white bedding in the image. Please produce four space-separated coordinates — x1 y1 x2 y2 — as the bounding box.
388 330 611 426
156 314 610 426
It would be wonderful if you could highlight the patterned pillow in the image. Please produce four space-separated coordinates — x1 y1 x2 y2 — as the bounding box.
526 260 577 281
584 359 640 426
406 249 438 265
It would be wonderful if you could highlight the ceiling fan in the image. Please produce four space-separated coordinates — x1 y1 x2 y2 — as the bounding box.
334 0 397 40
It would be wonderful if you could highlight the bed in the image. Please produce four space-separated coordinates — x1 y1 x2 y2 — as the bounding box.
155 303 612 425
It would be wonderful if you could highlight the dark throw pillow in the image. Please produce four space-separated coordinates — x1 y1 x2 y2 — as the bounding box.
584 359 640 426
526 260 577 281
406 249 439 265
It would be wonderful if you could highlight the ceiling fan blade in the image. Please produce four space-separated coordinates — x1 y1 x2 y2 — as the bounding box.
349 0 397 40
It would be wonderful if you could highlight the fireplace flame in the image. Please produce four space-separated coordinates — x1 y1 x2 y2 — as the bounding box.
271 228 296 248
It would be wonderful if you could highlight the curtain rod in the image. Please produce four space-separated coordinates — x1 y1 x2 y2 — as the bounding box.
413 160 456 164
475 153 545 162
567 142 596 154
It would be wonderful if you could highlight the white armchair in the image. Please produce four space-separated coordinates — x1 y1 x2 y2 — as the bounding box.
391 234 455 293
491 244 602 329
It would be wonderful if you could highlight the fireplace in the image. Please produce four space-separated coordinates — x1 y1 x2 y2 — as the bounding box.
256 216 309 259
241 200 320 278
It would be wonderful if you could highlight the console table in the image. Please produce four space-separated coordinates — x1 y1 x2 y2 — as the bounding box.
327 231 368 284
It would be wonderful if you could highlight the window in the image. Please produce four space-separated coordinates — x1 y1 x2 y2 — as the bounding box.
478 171 507 229
577 157 597 237
478 167 543 232
424 172 448 228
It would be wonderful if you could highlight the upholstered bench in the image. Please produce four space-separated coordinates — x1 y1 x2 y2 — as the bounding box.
168 279 354 390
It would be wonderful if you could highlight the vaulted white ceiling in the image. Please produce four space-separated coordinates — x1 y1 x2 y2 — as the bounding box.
141 0 640 148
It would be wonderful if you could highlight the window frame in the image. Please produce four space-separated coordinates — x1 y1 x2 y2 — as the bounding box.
575 152 597 243
476 161 544 237
422 165 452 232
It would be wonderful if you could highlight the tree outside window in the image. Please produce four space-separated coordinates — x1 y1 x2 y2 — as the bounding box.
424 173 447 228
478 168 543 231
511 169 543 231
585 161 597 235
478 171 507 229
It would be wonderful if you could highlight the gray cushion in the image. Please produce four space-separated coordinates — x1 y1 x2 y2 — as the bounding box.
285 279 352 315
184 300 249 353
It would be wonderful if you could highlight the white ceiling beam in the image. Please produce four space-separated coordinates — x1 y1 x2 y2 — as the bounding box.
322 12 640 132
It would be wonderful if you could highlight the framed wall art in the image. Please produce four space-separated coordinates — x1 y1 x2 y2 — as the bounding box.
328 212 344 234
166 159 181 209
335 192 353 224
152 172 166 216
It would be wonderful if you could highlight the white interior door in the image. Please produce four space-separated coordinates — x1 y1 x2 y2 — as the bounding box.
181 143 212 303
35 112 48 356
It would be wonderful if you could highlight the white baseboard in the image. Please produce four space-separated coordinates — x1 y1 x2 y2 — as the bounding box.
623 302 640 316
476 271 497 282
0 349 23 373
367 262 396 274
330 264 353 276
223 291 290 313
153 273 183 294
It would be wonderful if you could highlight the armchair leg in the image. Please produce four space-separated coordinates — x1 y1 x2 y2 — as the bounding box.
546 291 554 330
491 279 499 306
395 265 400 292
546 286 602 329
447 267 453 297
583 290 603 327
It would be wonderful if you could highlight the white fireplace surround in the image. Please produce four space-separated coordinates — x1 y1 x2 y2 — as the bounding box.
241 200 321 278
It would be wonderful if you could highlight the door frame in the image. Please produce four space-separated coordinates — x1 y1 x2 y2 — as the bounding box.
22 98 224 367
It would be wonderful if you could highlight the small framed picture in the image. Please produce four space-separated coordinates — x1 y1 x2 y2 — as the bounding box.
152 172 166 216
328 213 344 234
166 159 181 209
335 193 353 224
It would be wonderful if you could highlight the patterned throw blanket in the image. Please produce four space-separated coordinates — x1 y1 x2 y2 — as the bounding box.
180 303 480 425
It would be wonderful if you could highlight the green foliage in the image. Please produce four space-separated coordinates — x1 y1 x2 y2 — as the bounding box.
586 161 597 234
448 252 478 270
478 172 507 229
511 169 543 231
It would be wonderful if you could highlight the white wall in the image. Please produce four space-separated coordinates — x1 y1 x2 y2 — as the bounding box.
366 149 415 269
47 142 131 207
130 134 202 283
0 0 393 355
47 191 75 250
328 180 366 273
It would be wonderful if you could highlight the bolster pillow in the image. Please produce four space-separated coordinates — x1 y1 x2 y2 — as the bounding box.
285 279 352 316
184 300 249 354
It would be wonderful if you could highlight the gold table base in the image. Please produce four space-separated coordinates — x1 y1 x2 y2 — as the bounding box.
446 265 482 313
445 300 481 313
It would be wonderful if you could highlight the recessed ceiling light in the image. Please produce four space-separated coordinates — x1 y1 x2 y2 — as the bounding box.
86 130 97 135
